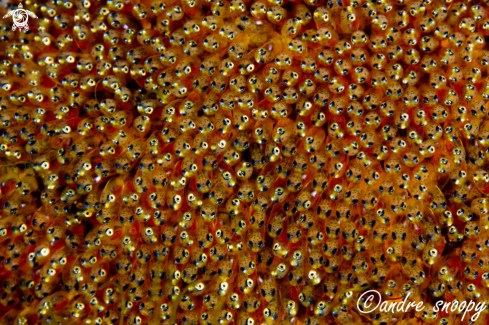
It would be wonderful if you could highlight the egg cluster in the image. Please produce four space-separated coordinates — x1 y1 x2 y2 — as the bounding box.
2 0 489 324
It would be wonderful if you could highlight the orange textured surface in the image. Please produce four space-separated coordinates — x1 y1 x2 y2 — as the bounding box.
0 0 489 324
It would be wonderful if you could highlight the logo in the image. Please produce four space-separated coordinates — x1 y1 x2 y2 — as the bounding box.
3 3 37 32
357 289 487 322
